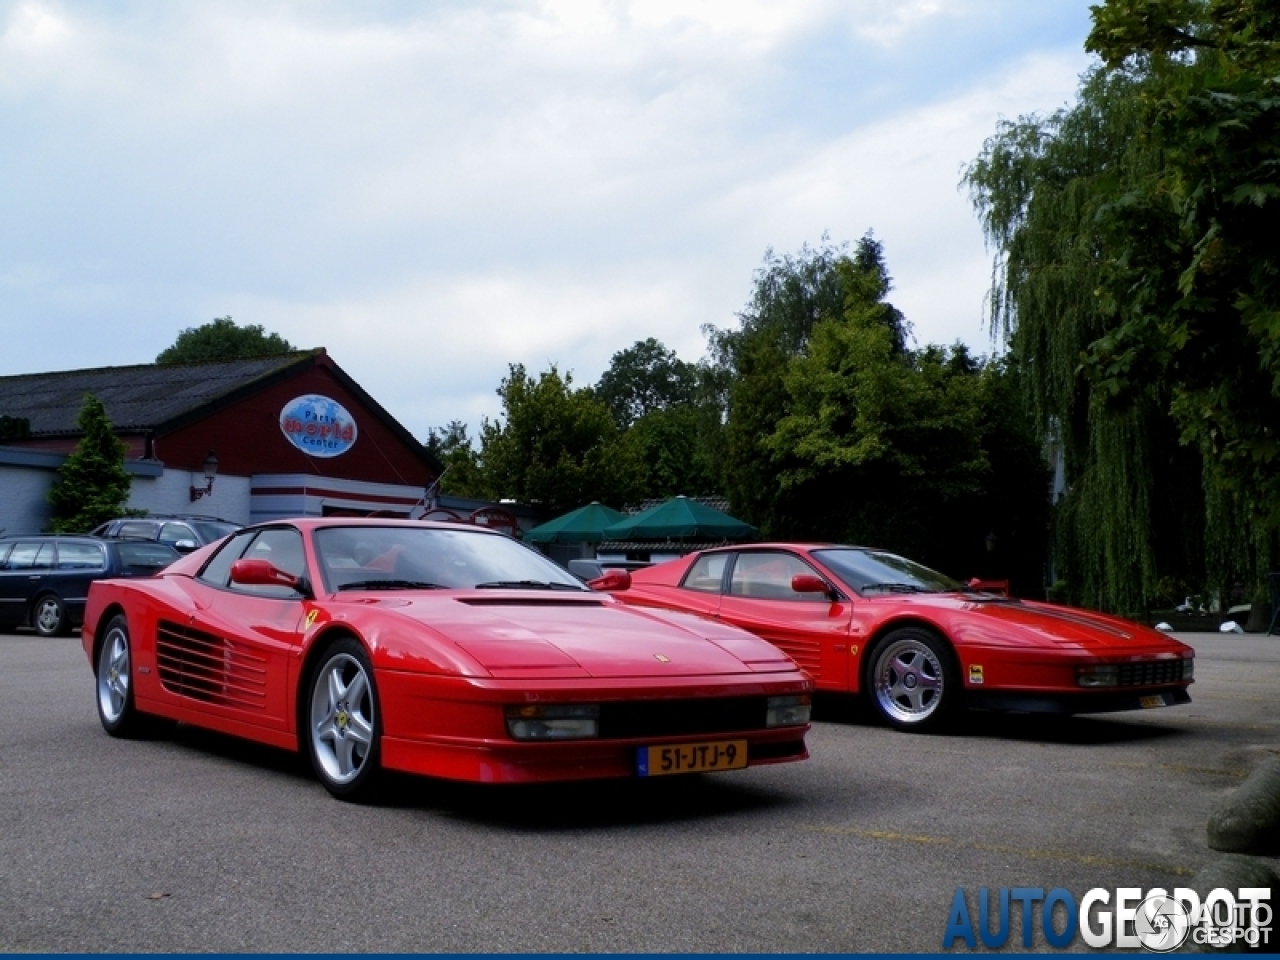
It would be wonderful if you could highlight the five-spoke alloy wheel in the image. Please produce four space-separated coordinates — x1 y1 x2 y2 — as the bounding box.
866 628 957 731
306 638 381 800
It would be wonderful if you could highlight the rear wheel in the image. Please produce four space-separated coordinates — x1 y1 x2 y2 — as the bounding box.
865 627 959 732
33 594 67 637
305 638 382 801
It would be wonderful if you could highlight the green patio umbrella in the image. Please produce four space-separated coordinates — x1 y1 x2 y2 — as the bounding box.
523 501 627 544
602 496 758 541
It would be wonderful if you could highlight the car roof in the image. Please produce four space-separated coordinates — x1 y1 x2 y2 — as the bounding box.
0 533 105 542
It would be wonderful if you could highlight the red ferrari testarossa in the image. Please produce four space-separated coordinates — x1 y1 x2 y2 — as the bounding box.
605 544 1193 732
82 520 812 799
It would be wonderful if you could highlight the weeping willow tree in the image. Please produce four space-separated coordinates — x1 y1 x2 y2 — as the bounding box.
965 0 1280 614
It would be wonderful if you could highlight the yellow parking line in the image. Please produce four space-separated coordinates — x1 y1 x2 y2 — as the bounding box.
1104 760 1246 779
1126 716 1277 731
800 824 1196 877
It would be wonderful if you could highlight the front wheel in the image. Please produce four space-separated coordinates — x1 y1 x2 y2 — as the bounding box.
33 594 68 637
305 638 382 801
865 628 959 732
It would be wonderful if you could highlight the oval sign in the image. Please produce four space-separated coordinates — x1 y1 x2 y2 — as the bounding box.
279 394 358 458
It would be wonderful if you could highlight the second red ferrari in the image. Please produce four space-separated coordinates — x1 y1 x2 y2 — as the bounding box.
605 544 1194 731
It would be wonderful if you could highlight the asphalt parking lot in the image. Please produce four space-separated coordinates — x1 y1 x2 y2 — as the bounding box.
2 629 1276 952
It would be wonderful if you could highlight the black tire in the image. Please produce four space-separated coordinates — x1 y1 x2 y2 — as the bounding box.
303 637 382 801
32 594 68 637
95 614 152 737
864 627 960 732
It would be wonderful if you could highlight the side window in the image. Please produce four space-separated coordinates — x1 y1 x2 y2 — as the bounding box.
117 521 157 540
198 530 257 588
3 543 44 570
729 552 827 601
56 543 107 570
681 553 730 594
233 528 308 599
0 543 11 567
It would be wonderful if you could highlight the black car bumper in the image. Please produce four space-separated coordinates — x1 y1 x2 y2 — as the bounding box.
965 687 1191 715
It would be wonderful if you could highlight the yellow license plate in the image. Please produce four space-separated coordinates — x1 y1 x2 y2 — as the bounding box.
638 740 748 777
1139 694 1167 708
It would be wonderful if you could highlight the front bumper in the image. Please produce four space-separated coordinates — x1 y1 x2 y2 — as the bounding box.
376 669 812 783
965 686 1191 715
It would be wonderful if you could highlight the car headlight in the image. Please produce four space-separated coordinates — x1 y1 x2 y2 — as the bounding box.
1076 665 1120 688
766 694 812 727
505 704 600 740
1182 657 1194 680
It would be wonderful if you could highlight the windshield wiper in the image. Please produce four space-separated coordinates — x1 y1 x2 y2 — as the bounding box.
337 579 445 591
473 580 584 591
860 582 932 594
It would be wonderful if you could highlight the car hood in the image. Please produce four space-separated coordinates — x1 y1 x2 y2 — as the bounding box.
361 593 795 678
907 594 1185 651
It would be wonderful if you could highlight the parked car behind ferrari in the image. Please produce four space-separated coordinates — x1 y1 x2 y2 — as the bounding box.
0 536 179 636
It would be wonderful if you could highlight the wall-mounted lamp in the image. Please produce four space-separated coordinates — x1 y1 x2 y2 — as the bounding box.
190 450 219 501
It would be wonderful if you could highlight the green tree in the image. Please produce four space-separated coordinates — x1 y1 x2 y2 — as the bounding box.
964 0 1280 611
156 316 296 364
478 364 641 514
705 235 913 534
768 312 1047 587
703 235 1048 587
423 421 486 499
47 394 134 533
595 338 699 428
623 405 720 501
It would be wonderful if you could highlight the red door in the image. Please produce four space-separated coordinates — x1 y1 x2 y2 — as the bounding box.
715 551 853 689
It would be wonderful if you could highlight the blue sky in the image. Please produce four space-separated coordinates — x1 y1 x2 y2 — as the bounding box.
0 1 1095 438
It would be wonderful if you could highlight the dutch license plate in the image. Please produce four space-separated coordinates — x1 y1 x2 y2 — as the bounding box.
637 740 749 777
1139 694 1167 708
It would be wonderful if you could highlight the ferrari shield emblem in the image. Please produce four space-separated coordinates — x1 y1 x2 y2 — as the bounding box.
968 664 984 684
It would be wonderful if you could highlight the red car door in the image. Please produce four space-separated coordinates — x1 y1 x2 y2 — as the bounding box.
715 550 853 689
169 527 310 731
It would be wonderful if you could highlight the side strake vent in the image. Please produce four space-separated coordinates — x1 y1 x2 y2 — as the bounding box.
156 619 267 710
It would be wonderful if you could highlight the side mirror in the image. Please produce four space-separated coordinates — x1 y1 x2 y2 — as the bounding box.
172 539 199 554
231 558 303 591
792 574 835 598
588 569 632 592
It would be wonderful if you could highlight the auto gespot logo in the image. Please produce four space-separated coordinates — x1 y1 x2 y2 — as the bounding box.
942 885 1272 951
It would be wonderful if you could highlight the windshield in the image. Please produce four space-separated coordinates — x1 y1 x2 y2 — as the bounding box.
191 521 240 542
313 526 586 593
812 548 962 595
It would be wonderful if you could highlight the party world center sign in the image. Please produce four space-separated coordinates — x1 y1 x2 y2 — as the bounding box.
279 394 358 457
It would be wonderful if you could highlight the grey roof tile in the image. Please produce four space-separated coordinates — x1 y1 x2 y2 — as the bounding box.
0 352 315 435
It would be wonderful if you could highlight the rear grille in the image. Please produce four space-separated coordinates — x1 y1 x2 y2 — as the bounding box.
1118 660 1187 686
155 619 268 710
599 696 767 739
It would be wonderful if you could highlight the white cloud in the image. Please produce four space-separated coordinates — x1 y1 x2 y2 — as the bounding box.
0 0 1095 438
